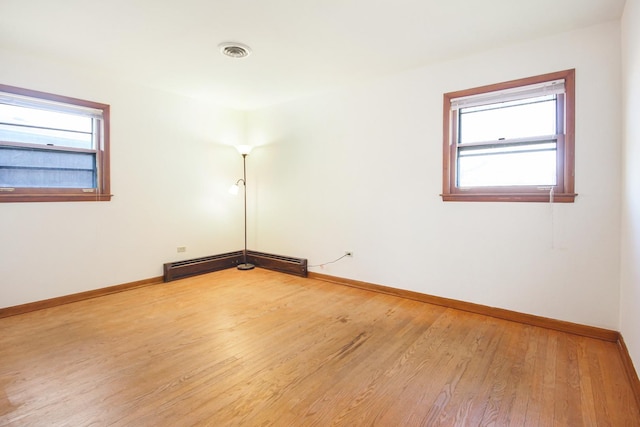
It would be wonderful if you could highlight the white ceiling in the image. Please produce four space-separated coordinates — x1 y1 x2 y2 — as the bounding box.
0 0 626 110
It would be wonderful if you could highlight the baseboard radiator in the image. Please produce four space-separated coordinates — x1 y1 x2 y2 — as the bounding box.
246 250 308 278
163 250 307 282
163 251 243 282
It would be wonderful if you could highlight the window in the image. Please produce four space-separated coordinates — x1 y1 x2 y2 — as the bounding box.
442 69 576 202
0 84 110 202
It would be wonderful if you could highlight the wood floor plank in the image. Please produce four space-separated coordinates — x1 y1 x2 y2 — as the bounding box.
521 326 550 425
1 268 639 426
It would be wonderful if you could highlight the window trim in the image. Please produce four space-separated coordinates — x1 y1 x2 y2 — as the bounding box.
0 84 111 203
441 69 576 203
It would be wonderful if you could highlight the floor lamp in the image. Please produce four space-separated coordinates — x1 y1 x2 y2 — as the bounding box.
229 145 255 270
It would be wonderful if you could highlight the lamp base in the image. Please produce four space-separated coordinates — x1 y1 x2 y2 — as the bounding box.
237 263 255 271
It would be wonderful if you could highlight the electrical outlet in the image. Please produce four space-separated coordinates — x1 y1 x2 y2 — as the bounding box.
177 246 187 253
345 251 353 257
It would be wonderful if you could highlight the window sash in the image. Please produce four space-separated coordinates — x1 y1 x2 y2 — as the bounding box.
0 121 95 150
457 95 558 145
457 139 558 188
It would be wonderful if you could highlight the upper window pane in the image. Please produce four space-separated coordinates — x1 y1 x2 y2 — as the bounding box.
0 104 94 150
459 95 557 144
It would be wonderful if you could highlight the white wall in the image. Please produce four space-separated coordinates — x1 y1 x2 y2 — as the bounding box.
248 22 623 329
1 20 627 334
621 0 640 373
0 48 245 308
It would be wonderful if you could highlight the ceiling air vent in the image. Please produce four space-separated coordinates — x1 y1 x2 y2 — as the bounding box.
219 42 252 59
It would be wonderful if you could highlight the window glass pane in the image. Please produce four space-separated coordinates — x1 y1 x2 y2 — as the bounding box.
458 143 556 187
0 146 96 188
459 95 556 144
0 104 93 149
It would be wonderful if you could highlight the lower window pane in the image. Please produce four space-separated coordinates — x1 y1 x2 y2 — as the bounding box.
0 168 95 188
458 150 556 187
0 146 96 188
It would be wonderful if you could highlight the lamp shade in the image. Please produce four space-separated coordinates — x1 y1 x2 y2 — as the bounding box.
236 145 253 155
228 183 240 195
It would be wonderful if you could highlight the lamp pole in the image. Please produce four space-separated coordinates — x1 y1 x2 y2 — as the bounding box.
238 152 254 270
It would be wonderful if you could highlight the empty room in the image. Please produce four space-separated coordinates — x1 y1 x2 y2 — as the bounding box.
1 0 640 425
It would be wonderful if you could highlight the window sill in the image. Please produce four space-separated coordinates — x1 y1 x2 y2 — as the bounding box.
440 192 577 203
0 192 113 203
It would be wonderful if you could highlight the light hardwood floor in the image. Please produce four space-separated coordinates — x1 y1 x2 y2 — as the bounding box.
1 269 638 426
